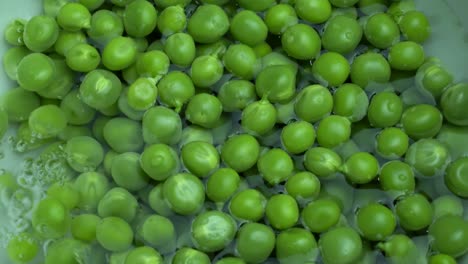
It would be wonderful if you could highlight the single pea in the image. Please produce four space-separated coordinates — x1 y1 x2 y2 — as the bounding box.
54 30 87 56
135 214 176 253
158 71 195 111
429 254 457 264
312 52 350 87
276 228 318 264
351 52 391 89
295 84 333 122
258 148 294 185
432 195 464 219
123 0 157 37
379 160 415 193
179 125 213 147
282 23 321 60
181 141 219 178
241 100 277 136
185 93 223 128
302 198 341 233
87 10 124 45
357 203 396 241
396 193 433 231
79 0 105 11
221 134 260 172
71 214 101 242
127 78 157 111
319 227 363 264
229 189 266 221
79 69 122 110
73 171 110 212
142 106 182 145
281 121 316 154
117 88 145 121
7 232 38 263
60 90 96 126
304 147 342 178
96 217 133 252
416 62 453 99
163 173 205 215
364 13 400 49
148 184 174 217
218 80 257 112
253 41 273 58
376 127 409 159
43 0 69 17
111 152 149 191
23 15 59 52
187 4 229 44
104 117 143 153
46 182 79 210
157 5 186 36
2 46 30 81
256 64 297 103
223 44 258 80
266 194 299 230
230 10 268 46
389 41 425 71
445 157 468 198
236 223 276 263
124 247 163 264
28 105 67 139
342 152 379 184
191 211 237 252
39 58 76 100
16 53 56 92
172 248 210 264
4 19 26 46
206 168 240 203
0 87 40 122
65 43 100 73
140 144 180 181
190 55 224 88
402 104 443 139
264 4 298 35
429 215 468 257
102 36 138 71
316 115 351 148
377 234 420 260
286 171 321 203
32 197 70 239
44 238 89 264
441 83 468 126
333 83 369 122
322 15 362 54
405 138 450 177
65 136 103 173
295 0 331 24
399 10 431 43
97 187 138 222
57 3 91 31
367 92 403 128
164 33 196 67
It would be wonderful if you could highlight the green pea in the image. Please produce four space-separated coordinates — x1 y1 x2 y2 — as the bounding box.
432 195 464 220
286 171 321 204
190 55 223 88
215 257 246 264
358 0 387 15
387 0 415 23
44 238 89 264
265 194 299 230
59 125 93 141
127 78 157 111
253 41 273 58
302 198 341 233
241 100 277 136
187 4 229 44
256 64 297 103
429 254 457 264
185 93 223 128
97 187 138 222
28 104 67 139
399 10 431 43
223 44 258 80
295 84 333 122
180 125 213 147
319 227 363 264
158 71 195 111
317 115 351 148
60 90 95 125
111 152 149 191
87 10 124 45
124 247 163 264
32 197 70 239
281 121 315 154
79 69 122 110
7 232 38 263
402 104 443 139
357 203 396 241
206 168 240 203
221 134 260 172
257 148 293 185
65 136 103 173
164 33 196 67
104 117 143 153
329 0 359 7
429 215 468 257
296 0 332 24
43 0 69 17
96 216 134 252
148 184 174 217
351 52 391 88
218 80 257 112
367 92 403 128
333 83 369 122
163 173 205 215
322 15 362 54
180 141 218 177
79 0 105 11
57 2 91 31
4 19 26 46
116 89 144 121
229 189 266 221
71 214 101 242
142 106 182 145
342 152 379 184
396 193 433 231
191 211 237 252
304 147 342 178
140 144 179 181
405 138 449 177
236 223 275 263
376 127 409 159
276 228 318 264
264 4 298 35
377 234 420 260
23 15 59 52
172 248 210 264
441 83 468 126
388 41 425 71
157 5 186 36
123 0 157 37
39 58 76 100
65 43 100 73
230 10 268 46
195 38 230 57
74 171 110 212
364 13 400 49
14 122 52 153
416 62 453 100
2 46 30 81
379 160 415 193
282 23 321 60
17 53 56 92
312 52 350 87
445 157 468 198
103 37 138 71
0 87 39 122
135 214 175 254
53 30 86 56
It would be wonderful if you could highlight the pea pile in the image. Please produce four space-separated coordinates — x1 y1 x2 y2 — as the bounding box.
1 0 468 263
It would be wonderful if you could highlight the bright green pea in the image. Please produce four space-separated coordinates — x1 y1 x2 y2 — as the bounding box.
416 61 453 99
4 19 26 46
401 104 443 139
117 88 146 121
87 10 124 45
7 233 38 263
17 53 56 92
266 194 299 230
445 157 468 198
276 228 318 264
377 234 421 261
39 58 76 100
357 203 396 241
191 211 237 252
163 173 205 215
157 5 186 36
104 117 143 152
143 106 182 145
312 52 350 87
342 152 379 184
379 160 415 193
28 104 67 139
135 214 175 254
60 90 96 125
140 144 179 181
65 136 103 173
264 4 298 35
322 15 362 54
367 91 403 128
187 4 229 44
180 141 218 178
256 64 297 103
396 193 433 231
351 52 391 89
236 223 276 263
152 0 191 8
319 227 363 264
65 43 100 73
0 87 40 122
221 134 260 172
286 171 321 203
364 13 400 49
185 93 223 128
333 83 369 122
223 44 258 80
399 10 431 43
376 127 409 159
54 30 87 56
74 171 110 212
23 15 59 52
295 84 333 122
258 148 294 184
179 125 213 147
32 197 70 239
218 80 257 112
96 217 134 252
295 0 331 24
229 189 266 221
432 195 464 219
123 0 157 37
281 121 315 154
71 214 101 242
164 33 196 67
57 3 91 31
230 10 268 46
282 23 321 60
302 198 341 233
79 69 122 110
98 187 138 222
389 41 425 71
157 71 194 111
441 83 468 126
135 50 169 80
304 147 342 178
429 254 457 264
253 41 273 58
127 78 157 111
2 46 30 81
148 184 174 217
172 248 210 264
317 115 351 148
206 168 240 203
43 0 69 17
111 152 149 191
124 247 163 264
429 215 468 257
102 36 138 71
241 99 277 136
44 238 89 264
190 55 224 88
